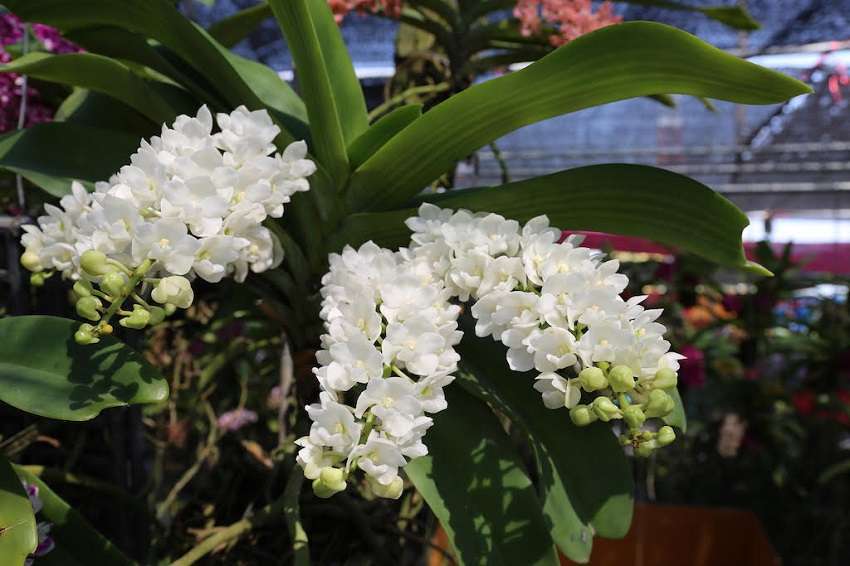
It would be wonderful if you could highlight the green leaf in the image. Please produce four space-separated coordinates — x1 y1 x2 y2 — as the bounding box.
0 123 140 197
0 52 194 124
282 470 310 566
332 164 766 273
663 387 687 432
0 456 37 566
64 26 227 109
208 1 272 48
214 44 309 144
2 0 275 117
0 316 168 421
620 1 760 30
348 105 422 170
14 467 133 565
346 21 810 211
56 89 158 138
457 329 634 554
269 0 368 185
406 387 559 566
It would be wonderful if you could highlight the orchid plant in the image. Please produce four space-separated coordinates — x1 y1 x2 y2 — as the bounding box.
0 0 809 564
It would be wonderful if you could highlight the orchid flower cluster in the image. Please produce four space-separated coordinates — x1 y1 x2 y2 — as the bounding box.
22 480 55 566
405 204 682 455
19 105 315 344
327 0 402 23
514 0 622 46
297 241 461 500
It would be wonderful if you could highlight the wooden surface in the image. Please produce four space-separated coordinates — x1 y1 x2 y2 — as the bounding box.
429 503 779 566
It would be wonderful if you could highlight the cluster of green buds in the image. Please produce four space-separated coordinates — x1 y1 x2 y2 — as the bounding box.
67 251 194 345
568 364 679 457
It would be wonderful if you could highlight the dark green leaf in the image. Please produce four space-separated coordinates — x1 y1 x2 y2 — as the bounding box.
56 89 158 138
1 52 194 123
346 21 810 211
2 0 278 121
348 105 422 169
457 328 634 550
282 470 310 566
14 467 133 565
269 0 368 185
64 26 227 109
0 316 168 421
620 1 760 30
0 456 37 566
0 123 140 197
333 164 769 274
209 1 273 48
406 387 559 566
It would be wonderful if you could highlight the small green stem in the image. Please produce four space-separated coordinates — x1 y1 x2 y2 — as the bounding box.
100 259 153 326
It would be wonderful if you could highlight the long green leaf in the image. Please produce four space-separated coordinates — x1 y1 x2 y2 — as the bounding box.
0 316 168 421
0 123 140 197
64 26 228 109
209 1 273 47
14 467 133 565
348 105 422 170
0 52 193 124
406 387 559 566
664 387 687 432
0 456 37 566
56 89 158 138
282 471 310 566
620 0 760 30
346 21 810 211
269 0 367 185
332 164 767 274
3 0 272 115
457 328 634 555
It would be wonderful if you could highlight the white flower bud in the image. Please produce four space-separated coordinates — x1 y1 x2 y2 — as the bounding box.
151 276 194 309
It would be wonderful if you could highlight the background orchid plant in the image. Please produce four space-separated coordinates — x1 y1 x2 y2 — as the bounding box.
0 0 809 564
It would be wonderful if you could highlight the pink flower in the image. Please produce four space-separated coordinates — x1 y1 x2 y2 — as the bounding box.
328 0 402 24
514 0 621 46
217 408 258 432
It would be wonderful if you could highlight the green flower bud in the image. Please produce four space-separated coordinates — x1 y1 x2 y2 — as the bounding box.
74 323 100 345
73 280 93 298
152 276 194 309
656 426 676 447
570 404 597 427
592 396 622 422
651 368 678 390
369 476 404 500
101 271 128 297
147 306 166 326
164 303 177 316
635 439 658 458
80 250 114 277
119 305 151 330
29 272 47 287
608 365 636 393
644 389 675 418
75 296 103 322
312 467 347 499
578 367 608 392
20 251 43 272
623 405 647 430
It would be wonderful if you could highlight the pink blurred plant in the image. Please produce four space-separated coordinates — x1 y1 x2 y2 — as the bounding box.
217 408 258 433
0 12 81 133
514 0 621 46
328 0 402 24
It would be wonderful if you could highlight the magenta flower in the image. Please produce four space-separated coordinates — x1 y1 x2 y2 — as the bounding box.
21 481 55 565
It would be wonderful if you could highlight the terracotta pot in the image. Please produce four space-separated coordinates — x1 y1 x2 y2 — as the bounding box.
429 504 779 566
